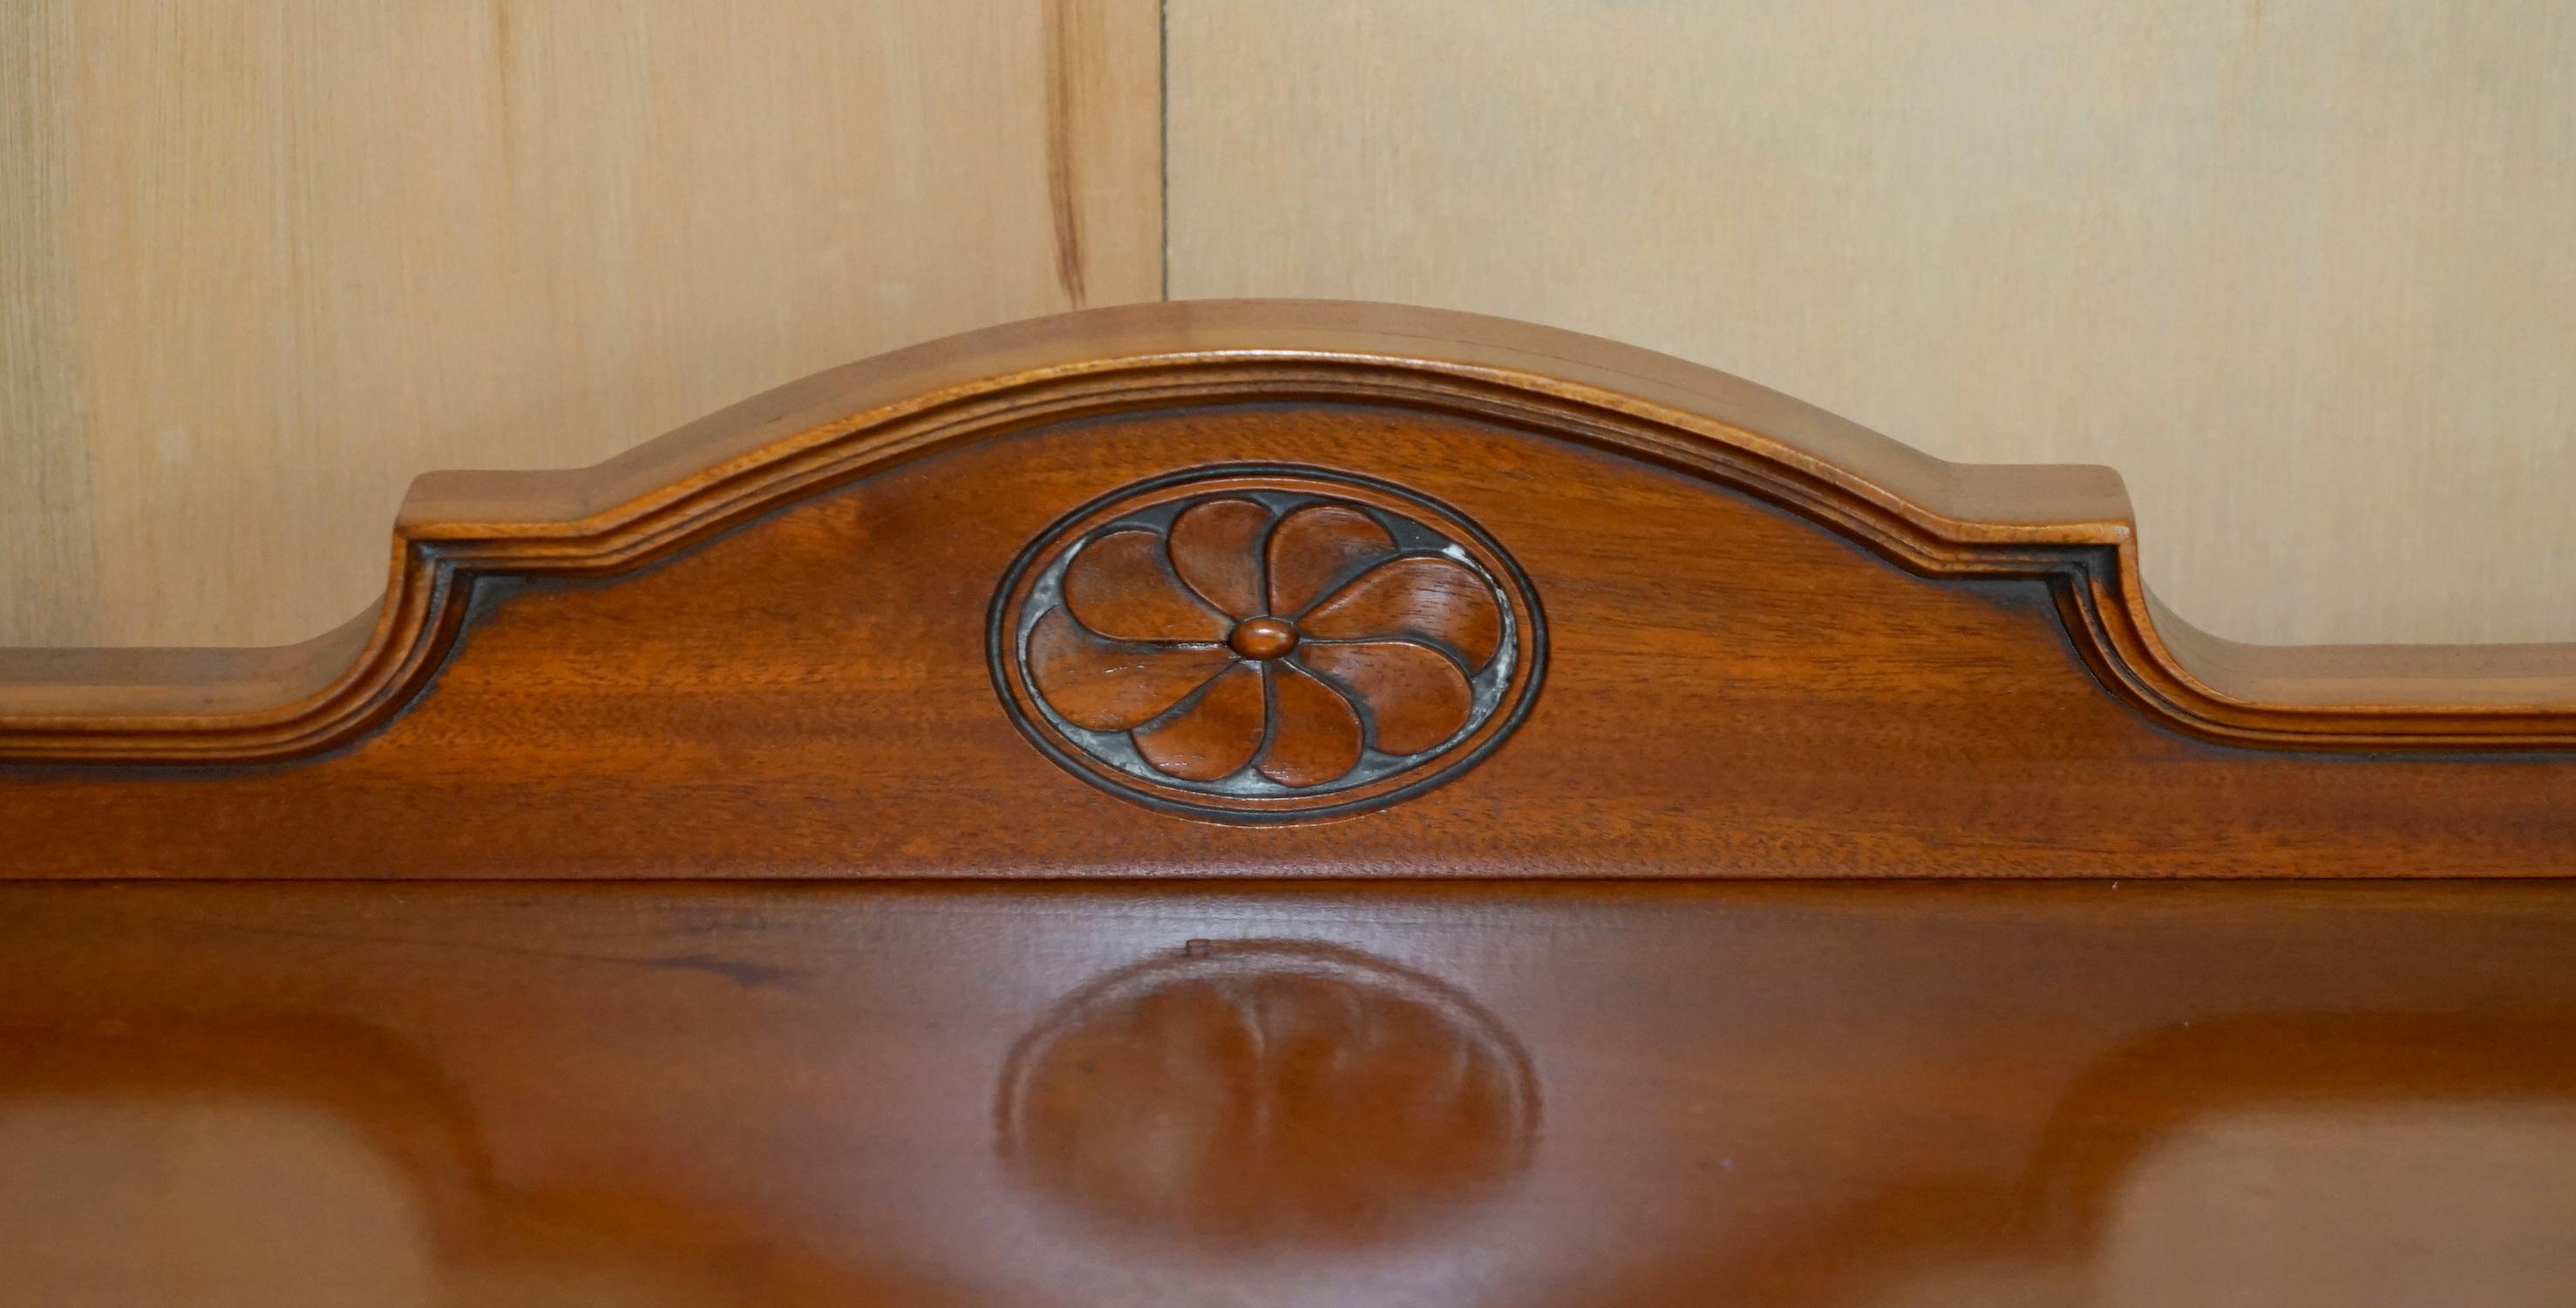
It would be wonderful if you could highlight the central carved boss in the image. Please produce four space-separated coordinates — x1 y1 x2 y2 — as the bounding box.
989 465 1544 822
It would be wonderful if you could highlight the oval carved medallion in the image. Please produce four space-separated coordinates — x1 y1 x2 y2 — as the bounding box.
988 466 1545 822
996 940 1539 1246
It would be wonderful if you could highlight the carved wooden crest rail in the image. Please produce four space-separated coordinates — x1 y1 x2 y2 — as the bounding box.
4 302 2573 1305
2 301 2569 874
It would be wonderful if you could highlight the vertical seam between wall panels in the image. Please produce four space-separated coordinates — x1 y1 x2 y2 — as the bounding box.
1158 0 1171 300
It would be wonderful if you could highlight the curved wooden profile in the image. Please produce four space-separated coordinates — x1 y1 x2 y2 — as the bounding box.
0 299 2571 762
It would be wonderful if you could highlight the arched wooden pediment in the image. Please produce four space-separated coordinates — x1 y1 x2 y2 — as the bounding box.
3 301 2569 876
6 302 2574 1304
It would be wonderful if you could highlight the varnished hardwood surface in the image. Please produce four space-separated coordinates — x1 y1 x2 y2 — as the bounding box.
0 303 2571 876
9 302 2573 751
3 880 2573 1307
3 304 2569 1303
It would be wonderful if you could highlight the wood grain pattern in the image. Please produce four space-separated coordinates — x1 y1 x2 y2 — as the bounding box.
0 302 2569 877
4 303 2572 1302
4 879 2573 1305
1166 0 2576 647
0 0 1160 649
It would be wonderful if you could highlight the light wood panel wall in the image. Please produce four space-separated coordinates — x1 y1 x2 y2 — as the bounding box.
1167 0 2576 646
8 2 2572 649
0 0 1160 647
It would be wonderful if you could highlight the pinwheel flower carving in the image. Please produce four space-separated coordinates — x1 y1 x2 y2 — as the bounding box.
993 470 1542 820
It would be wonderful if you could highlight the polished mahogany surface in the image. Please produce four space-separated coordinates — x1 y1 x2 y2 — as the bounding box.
2 303 2571 1305
4 880 2573 1307
4 390 2574 875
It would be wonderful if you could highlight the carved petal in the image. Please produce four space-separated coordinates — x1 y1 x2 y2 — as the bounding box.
1299 640 1475 756
1064 530 1230 642
1256 662 1363 788
1267 504 1396 618
1167 498 1270 620
1300 555 1503 669
1134 662 1267 781
1026 607 1231 731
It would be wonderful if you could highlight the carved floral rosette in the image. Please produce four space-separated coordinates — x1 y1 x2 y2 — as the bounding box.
989 465 1545 822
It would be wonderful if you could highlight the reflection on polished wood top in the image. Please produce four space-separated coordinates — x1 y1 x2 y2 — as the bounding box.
3 881 2573 1307
1 303 2570 1303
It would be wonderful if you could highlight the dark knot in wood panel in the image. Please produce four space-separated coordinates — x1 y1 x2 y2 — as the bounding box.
996 939 1538 1248
989 464 1546 823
